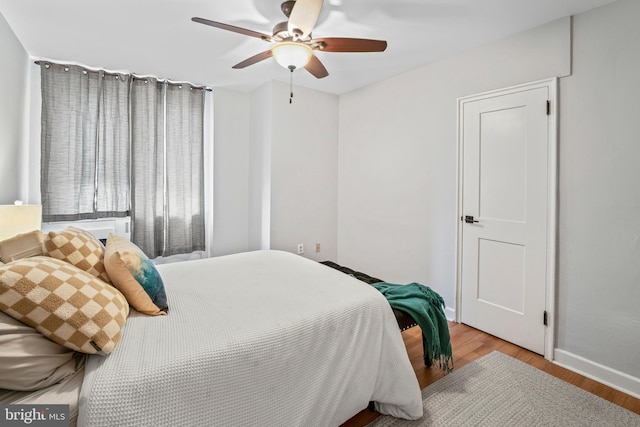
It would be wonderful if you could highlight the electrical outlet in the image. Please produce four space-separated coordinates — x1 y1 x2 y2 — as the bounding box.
297 243 304 255
315 243 321 253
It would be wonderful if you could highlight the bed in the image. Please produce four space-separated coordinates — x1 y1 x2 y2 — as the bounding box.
2 248 423 426
320 261 420 332
320 261 452 371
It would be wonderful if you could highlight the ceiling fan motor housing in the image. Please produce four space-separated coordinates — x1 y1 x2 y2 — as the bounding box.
273 21 309 41
281 0 296 18
273 21 291 39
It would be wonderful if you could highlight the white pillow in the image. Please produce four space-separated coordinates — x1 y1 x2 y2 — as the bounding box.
0 230 44 263
0 311 82 391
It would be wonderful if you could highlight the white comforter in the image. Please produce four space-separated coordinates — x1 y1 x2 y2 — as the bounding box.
78 250 422 426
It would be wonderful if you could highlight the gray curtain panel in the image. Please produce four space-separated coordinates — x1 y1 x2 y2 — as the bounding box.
164 84 205 256
130 78 166 257
96 73 131 215
41 63 130 221
40 62 206 257
130 78 205 257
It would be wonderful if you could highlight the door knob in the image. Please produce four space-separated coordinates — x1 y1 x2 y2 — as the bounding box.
462 215 479 224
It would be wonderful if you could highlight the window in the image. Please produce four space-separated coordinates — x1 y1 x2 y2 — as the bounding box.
40 62 207 257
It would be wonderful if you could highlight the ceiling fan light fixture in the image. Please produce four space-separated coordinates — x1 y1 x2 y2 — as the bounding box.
272 41 312 70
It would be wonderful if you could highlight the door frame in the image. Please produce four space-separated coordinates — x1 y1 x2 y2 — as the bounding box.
455 78 558 361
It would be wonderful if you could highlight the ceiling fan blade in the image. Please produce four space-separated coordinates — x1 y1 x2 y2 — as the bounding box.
312 37 387 53
192 17 273 41
232 50 274 69
288 0 323 40
304 54 329 79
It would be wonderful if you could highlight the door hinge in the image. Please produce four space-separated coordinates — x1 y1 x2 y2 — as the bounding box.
546 100 551 116
543 310 548 326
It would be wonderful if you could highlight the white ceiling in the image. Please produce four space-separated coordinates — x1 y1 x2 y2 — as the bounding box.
0 0 616 95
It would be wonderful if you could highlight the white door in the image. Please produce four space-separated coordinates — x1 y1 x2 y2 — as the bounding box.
458 80 556 356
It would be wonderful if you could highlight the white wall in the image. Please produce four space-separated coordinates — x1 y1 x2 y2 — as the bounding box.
0 12 28 204
556 0 640 379
270 81 339 262
338 17 571 307
211 88 250 256
26 64 41 205
248 83 272 251
249 80 339 262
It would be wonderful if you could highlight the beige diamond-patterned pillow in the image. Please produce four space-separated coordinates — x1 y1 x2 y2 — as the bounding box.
44 226 111 284
0 256 129 354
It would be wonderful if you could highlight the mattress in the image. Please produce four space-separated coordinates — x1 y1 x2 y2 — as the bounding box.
78 250 422 426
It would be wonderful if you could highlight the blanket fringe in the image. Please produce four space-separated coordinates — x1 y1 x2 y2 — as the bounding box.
373 282 454 373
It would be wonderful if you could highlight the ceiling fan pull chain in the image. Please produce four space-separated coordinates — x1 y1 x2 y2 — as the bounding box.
289 67 294 104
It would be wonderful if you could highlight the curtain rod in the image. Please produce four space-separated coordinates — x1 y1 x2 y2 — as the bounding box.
34 60 213 92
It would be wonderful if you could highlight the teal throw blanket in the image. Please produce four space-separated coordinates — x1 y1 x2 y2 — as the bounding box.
371 282 453 372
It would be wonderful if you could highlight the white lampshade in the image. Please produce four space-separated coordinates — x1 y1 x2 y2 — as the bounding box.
272 42 313 70
0 205 42 241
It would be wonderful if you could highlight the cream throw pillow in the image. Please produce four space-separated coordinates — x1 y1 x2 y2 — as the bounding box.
104 234 168 316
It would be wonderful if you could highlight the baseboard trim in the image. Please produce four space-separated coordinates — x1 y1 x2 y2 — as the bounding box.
554 349 640 399
444 307 455 321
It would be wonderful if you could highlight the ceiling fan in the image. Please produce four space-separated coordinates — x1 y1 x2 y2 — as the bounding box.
192 0 387 79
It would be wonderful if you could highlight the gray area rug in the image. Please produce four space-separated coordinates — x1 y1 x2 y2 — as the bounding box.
368 351 640 427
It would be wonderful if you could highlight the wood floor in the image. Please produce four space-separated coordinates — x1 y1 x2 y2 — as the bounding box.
342 321 640 426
